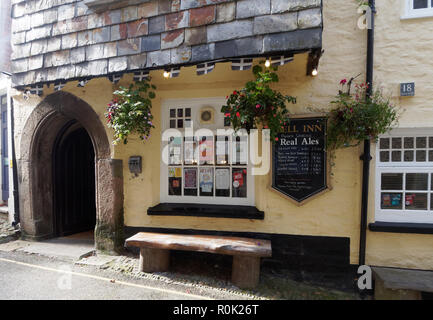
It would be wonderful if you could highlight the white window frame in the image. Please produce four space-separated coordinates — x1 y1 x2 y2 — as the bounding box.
375 128 433 223
160 97 255 206
402 0 433 20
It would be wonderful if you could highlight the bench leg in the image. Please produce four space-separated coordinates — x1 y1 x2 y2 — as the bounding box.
139 248 170 273
232 256 261 289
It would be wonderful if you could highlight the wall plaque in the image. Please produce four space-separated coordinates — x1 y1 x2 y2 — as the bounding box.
272 117 327 203
400 82 415 97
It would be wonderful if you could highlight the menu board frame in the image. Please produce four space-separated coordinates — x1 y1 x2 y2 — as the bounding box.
269 115 330 206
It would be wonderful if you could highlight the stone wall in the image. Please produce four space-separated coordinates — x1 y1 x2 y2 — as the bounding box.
10 0 322 87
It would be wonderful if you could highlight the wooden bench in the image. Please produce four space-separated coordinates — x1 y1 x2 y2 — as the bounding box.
372 267 433 300
125 232 272 289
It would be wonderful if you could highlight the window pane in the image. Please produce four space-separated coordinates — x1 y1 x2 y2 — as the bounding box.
199 136 214 165
231 135 248 165
215 168 230 197
380 151 390 162
416 137 427 148
199 167 214 196
232 168 247 198
429 137 433 148
184 168 197 196
215 136 229 165
431 174 433 190
168 167 182 196
391 151 401 162
414 0 428 8
381 193 402 209
392 138 402 149
404 137 414 149
416 150 426 162
170 109 176 118
405 193 427 210
431 194 433 210
381 173 403 190
185 108 191 117
184 137 198 165
184 119 192 128
177 108 183 117
168 137 182 165
380 138 390 149
404 150 414 162
406 173 428 190
429 150 433 161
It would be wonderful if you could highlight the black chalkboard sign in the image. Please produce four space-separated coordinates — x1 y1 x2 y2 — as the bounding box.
272 117 327 203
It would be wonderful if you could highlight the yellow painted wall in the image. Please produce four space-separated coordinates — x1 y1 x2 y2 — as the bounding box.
12 0 433 269
365 1 433 270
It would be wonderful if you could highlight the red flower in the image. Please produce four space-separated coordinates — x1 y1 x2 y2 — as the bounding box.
236 112 240 118
233 90 238 95
256 104 261 109
225 113 231 117
340 79 347 85
275 137 279 142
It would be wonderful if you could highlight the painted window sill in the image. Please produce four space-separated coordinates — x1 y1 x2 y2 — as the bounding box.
369 221 433 235
147 203 264 220
401 13 433 20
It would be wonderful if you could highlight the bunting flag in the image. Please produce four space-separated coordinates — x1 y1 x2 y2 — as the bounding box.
77 78 90 87
54 81 66 91
108 73 123 83
30 84 44 96
231 58 253 71
167 67 181 78
133 70 149 82
271 54 294 67
196 62 215 76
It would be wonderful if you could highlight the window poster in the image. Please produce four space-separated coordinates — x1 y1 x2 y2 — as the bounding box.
232 168 247 198
231 136 248 165
381 192 402 209
405 193 427 210
184 168 198 196
216 168 230 197
168 167 182 196
184 137 198 165
216 136 229 165
199 136 214 165
199 167 214 196
168 137 182 165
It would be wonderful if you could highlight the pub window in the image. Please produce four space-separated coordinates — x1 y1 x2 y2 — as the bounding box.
402 0 433 19
161 98 254 206
376 129 433 223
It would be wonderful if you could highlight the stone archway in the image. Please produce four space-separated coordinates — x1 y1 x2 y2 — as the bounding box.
18 91 124 253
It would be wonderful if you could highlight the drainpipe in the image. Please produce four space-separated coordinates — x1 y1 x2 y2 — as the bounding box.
359 0 376 267
10 95 19 227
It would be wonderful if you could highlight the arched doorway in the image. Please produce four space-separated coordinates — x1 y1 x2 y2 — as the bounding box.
53 121 96 237
18 91 124 253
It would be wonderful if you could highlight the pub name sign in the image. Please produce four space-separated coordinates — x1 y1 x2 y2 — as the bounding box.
272 117 328 203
